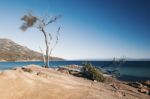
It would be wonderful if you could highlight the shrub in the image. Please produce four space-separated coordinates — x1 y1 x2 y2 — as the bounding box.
82 63 105 82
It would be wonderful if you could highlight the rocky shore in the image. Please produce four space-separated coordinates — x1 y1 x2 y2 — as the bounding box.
0 64 149 99
128 81 150 95
57 64 150 96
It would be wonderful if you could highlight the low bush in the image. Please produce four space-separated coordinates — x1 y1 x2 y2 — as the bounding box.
82 63 105 82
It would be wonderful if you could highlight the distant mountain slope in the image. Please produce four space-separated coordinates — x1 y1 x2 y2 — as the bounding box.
0 38 63 61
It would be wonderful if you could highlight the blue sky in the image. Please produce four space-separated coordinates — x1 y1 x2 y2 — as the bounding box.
0 0 150 60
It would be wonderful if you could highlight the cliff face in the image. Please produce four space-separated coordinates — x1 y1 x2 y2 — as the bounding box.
0 38 62 61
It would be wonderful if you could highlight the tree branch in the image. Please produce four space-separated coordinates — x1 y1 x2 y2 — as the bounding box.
45 15 62 26
49 26 61 56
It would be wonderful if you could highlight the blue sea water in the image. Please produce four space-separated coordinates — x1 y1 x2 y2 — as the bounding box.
0 61 150 81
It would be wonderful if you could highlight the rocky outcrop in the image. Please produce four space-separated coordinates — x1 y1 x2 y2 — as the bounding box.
128 81 150 95
138 88 149 95
128 82 143 88
57 65 82 76
57 68 70 74
142 80 150 88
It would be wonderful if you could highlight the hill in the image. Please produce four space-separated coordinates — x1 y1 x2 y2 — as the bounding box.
0 38 62 61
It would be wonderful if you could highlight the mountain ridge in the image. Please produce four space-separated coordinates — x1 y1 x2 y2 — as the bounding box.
0 38 63 61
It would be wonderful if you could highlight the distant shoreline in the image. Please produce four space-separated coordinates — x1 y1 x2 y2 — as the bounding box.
0 60 150 62
0 60 65 62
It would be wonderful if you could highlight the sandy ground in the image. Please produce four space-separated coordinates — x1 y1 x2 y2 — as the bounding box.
0 65 149 99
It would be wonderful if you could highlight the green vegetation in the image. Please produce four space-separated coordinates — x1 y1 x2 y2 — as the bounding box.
82 63 105 82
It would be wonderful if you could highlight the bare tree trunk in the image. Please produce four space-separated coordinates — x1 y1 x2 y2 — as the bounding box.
41 28 49 68
39 46 46 66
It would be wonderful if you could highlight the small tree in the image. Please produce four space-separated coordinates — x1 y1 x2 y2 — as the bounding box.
20 12 61 68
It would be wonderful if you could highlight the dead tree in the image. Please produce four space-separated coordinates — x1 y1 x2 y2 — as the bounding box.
20 13 61 68
39 46 46 66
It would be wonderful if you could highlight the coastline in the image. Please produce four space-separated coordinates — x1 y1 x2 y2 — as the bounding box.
0 61 150 81
0 64 149 99
0 60 65 62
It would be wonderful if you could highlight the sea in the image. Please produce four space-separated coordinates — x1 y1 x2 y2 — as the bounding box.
0 61 150 82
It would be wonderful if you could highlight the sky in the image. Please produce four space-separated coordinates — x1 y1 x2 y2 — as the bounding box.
0 0 150 60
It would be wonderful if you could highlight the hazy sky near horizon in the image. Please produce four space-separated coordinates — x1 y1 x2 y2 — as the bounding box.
0 0 150 60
